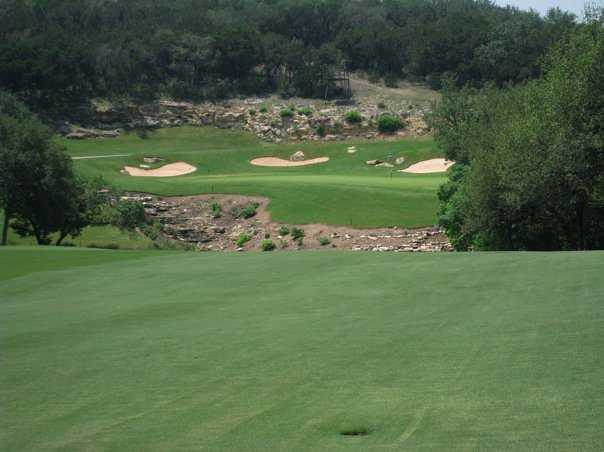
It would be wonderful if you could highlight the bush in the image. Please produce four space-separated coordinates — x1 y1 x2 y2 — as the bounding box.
280 108 294 118
345 111 362 124
231 202 259 219
259 106 268 113
278 225 290 236
291 227 305 241
242 202 259 219
319 236 331 246
142 221 163 241
298 106 313 117
113 200 147 230
378 114 404 133
236 233 251 247
377 101 386 109
261 239 276 251
384 73 399 88
211 202 222 218
316 124 327 137
248 109 256 116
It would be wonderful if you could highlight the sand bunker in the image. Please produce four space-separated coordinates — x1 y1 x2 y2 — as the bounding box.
250 157 330 167
401 158 454 174
122 161 197 177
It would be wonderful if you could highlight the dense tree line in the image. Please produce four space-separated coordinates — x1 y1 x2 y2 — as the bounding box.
0 0 577 115
430 16 604 251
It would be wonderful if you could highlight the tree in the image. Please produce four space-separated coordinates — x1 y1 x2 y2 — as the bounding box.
0 91 40 245
431 23 604 251
0 91 94 246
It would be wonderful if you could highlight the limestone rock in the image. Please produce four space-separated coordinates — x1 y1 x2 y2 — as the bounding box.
290 150 306 161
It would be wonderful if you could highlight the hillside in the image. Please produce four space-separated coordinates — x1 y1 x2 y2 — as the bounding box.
2 248 603 450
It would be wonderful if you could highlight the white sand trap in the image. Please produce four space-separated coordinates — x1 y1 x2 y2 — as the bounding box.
250 157 330 167
122 161 197 177
401 158 454 174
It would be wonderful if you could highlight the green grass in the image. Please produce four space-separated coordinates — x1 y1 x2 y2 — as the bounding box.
63 127 445 228
0 211 155 249
2 247 604 450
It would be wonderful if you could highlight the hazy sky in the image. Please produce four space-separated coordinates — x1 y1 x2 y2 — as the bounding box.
495 0 588 16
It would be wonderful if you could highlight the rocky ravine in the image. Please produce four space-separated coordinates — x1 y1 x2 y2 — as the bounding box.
123 193 452 253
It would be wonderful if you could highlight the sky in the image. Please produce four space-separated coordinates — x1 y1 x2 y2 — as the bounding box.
495 0 588 16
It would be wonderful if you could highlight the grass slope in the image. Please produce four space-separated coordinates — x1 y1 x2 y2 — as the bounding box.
2 248 604 451
64 127 445 228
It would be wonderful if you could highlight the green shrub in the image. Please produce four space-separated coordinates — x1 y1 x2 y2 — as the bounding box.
316 124 327 137
278 225 290 236
378 114 404 133
231 202 259 219
319 236 331 246
291 227 305 241
248 109 256 116
377 101 387 109
259 106 268 113
242 202 259 219
113 200 147 230
261 239 276 251
280 108 294 118
142 222 163 240
211 202 222 218
345 111 362 124
298 106 313 117
236 233 251 247
331 121 343 134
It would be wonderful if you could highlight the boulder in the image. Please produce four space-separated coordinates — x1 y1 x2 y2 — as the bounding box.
395 156 406 165
376 162 394 168
290 150 306 161
366 160 383 166
143 156 164 164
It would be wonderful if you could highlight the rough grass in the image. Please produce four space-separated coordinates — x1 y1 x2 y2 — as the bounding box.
63 127 445 228
2 248 604 451
0 211 155 249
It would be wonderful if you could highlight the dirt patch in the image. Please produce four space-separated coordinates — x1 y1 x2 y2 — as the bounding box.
250 157 330 167
401 158 454 174
123 193 452 252
122 161 197 177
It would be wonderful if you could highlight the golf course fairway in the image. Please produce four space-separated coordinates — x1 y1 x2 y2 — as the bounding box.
2 247 604 451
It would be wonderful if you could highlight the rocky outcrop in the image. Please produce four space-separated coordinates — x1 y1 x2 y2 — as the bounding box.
66 127 121 139
121 193 452 253
65 98 431 143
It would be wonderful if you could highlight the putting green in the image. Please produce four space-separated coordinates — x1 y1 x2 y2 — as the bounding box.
63 127 445 228
2 248 604 450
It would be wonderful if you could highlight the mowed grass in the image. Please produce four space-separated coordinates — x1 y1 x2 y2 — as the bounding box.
2 247 604 450
64 127 445 228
